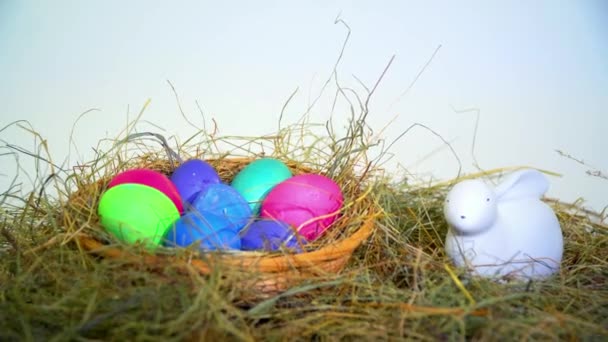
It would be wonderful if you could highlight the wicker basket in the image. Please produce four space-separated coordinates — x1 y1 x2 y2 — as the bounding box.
71 157 379 296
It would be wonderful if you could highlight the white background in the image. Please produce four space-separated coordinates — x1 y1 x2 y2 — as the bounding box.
1 1 606 213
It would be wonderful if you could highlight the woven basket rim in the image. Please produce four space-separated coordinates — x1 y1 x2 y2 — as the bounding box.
76 212 377 272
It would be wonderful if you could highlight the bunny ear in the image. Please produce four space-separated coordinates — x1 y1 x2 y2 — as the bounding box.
494 169 550 201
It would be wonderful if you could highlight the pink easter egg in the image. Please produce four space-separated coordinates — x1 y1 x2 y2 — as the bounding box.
260 174 343 241
107 168 184 214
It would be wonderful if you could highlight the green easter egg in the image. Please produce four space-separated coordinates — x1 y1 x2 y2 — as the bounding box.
98 183 180 250
231 158 292 213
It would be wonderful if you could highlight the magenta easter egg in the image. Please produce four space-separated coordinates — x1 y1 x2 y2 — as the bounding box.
170 159 221 205
260 174 343 241
107 168 184 214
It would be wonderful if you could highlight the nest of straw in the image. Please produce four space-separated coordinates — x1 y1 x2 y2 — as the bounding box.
1 119 606 340
0 133 608 340
1 78 606 340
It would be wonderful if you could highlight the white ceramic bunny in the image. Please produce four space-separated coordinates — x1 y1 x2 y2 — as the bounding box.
444 169 563 280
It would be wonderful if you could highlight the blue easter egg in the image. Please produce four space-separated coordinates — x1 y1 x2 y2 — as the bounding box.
240 219 305 252
170 159 221 205
165 212 241 251
191 183 252 232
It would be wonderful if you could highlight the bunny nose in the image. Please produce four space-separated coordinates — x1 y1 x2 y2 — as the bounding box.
460 215 466 219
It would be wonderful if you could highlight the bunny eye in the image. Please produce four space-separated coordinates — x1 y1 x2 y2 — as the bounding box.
486 198 490 202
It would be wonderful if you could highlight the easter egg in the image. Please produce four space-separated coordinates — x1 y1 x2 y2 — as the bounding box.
231 158 292 213
260 174 343 241
98 183 180 249
170 159 221 205
191 183 252 232
107 168 184 213
165 212 241 251
240 219 304 252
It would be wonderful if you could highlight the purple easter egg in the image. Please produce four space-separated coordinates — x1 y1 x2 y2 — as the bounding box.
240 219 305 252
170 159 221 205
165 211 241 251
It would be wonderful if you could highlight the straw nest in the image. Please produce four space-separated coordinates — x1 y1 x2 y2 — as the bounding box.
1 114 607 340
